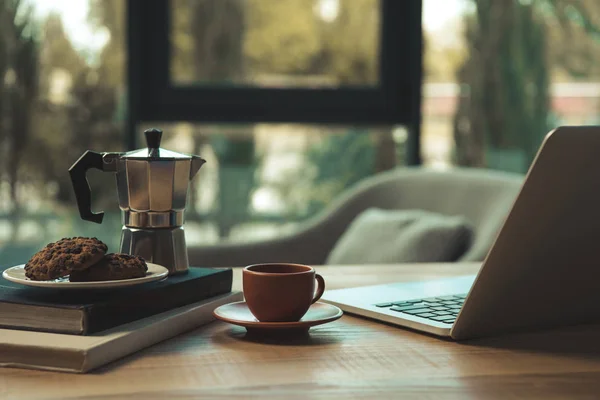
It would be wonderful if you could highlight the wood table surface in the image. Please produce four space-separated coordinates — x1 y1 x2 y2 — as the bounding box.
4 262 600 399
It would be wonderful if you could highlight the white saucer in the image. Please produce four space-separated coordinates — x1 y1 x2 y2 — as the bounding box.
213 301 343 334
2 263 169 289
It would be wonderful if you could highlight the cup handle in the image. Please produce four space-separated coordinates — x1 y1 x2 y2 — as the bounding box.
312 274 325 304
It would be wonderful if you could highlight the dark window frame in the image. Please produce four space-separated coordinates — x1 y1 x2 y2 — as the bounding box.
126 0 422 163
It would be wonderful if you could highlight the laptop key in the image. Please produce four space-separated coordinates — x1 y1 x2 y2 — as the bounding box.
390 305 431 313
433 311 452 316
401 308 432 315
375 302 394 308
436 296 457 301
394 302 427 308
430 316 455 322
442 300 460 305
392 302 413 307
424 302 444 307
390 304 429 312
416 313 436 318
431 306 448 311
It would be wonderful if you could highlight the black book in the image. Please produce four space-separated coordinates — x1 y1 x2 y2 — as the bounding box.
0 266 232 335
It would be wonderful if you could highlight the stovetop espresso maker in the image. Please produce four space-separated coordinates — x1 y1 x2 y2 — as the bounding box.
69 128 206 275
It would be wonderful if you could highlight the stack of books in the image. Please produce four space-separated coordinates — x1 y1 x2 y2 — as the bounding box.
0 266 241 373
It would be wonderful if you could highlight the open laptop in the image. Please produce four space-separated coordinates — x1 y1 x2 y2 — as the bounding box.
321 126 600 340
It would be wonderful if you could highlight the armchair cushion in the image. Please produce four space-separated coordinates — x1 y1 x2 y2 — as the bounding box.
325 208 474 265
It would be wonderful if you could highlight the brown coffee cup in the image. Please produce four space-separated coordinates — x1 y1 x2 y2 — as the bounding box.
243 263 325 322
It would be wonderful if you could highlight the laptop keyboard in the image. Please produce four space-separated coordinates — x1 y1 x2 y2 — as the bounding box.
374 294 467 325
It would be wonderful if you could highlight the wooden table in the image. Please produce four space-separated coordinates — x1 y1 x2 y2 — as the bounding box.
4 262 600 399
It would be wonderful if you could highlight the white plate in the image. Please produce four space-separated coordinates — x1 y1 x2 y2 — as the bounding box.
2 263 169 289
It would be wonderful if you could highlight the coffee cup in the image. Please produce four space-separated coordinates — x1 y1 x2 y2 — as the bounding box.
243 263 325 322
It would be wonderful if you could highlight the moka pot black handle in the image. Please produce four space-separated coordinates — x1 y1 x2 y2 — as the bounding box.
68 150 108 224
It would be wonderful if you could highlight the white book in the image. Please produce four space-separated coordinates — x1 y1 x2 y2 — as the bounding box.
0 291 242 373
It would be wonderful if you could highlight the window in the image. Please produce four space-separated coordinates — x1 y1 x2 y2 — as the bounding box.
128 0 422 126
127 0 420 244
421 0 600 173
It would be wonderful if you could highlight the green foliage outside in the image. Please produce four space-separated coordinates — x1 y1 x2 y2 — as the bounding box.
453 0 600 172
0 0 38 239
454 0 550 170
170 0 385 235
304 129 375 216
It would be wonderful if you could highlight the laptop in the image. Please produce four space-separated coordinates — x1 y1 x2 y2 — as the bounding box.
321 126 600 340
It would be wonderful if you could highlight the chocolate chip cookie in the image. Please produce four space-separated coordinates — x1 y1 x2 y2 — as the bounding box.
69 253 148 282
24 237 108 281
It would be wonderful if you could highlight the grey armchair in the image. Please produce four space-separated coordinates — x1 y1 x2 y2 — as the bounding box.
188 167 524 267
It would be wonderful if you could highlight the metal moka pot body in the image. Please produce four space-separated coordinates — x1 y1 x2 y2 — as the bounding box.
69 128 206 275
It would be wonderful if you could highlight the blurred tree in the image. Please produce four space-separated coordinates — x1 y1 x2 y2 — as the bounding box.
39 14 86 80
244 0 379 85
0 0 38 239
453 0 600 171
171 1 195 81
28 14 85 191
290 0 391 212
185 0 256 238
541 0 600 81
423 21 468 83
88 0 124 87
245 0 321 78
0 1 126 252
189 0 246 82
304 128 375 215
318 0 379 84
453 0 549 170
28 13 121 210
